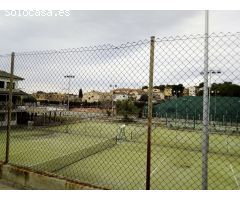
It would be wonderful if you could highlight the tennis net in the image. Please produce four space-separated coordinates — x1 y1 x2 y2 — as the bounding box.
31 137 117 172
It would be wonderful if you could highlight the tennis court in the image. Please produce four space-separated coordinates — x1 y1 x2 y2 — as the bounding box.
0 125 117 171
0 121 240 189
55 142 240 190
52 122 240 190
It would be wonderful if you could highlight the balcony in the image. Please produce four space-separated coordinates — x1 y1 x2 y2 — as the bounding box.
0 103 20 112
0 88 21 92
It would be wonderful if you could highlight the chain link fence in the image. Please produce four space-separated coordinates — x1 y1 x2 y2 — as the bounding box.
0 32 240 190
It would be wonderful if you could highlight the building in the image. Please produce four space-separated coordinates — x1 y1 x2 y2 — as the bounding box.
183 88 189 96
0 70 26 126
32 92 79 105
142 88 165 102
188 86 197 96
181 86 198 96
111 88 142 101
164 87 172 98
33 92 65 104
99 92 112 102
82 90 111 103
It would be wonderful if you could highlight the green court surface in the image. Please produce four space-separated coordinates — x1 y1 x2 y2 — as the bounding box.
0 121 240 190
55 142 240 189
0 126 116 171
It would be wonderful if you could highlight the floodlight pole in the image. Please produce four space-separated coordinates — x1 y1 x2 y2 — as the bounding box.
208 71 212 124
208 70 221 124
212 90 219 123
175 102 178 124
202 10 209 190
64 75 75 133
110 84 117 116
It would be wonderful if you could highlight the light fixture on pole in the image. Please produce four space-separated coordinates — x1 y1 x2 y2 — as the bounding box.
64 75 75 111
211 90 220 123
200 69 222 120
64 75 75 133
110 84 117 116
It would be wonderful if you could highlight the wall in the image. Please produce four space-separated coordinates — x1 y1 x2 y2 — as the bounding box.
0 164 106 190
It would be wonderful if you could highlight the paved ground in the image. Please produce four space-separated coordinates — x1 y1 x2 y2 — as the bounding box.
0 179 25 190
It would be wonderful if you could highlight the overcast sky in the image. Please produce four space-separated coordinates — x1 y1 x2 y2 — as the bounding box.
0 10 240 53
0 10 240 93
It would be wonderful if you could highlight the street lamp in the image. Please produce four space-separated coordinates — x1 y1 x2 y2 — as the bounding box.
64 75 75 133
200 69 222 122
64 75 75 111
173 90 181 125
175 101 178 125
211 90 220 124
183 98 192 127
110 84 117 116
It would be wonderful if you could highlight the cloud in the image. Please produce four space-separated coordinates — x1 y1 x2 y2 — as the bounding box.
0 11 240 94
0 10 200 53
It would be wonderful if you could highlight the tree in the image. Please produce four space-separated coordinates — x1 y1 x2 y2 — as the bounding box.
36 91 45 94
159 85 165 91
22 95 37 103
171 84 184 96
197 82 204 88
142 86 148 90
214 82 240 97
139 94 148 102
79 89 83 99
197 82 240 97
116 100 139 122
153 86 160 89
137 94 148 118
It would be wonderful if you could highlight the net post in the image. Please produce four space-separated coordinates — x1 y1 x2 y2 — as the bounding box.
146 36 155 190
5 52 15 164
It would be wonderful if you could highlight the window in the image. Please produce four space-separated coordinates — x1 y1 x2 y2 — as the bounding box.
0 81 4 88
6 82 15 89
0 113 5 122
11 113 16 121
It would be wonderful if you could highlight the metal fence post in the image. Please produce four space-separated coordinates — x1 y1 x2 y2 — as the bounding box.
5 52 15 164
146 36 155 190
202 10 209 190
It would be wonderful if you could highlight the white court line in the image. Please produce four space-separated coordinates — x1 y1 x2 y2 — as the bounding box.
151 157 166 176
141 157 166 188
151 166 158 176
230 164 240 189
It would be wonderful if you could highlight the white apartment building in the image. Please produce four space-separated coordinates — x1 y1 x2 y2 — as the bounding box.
0 70 25 126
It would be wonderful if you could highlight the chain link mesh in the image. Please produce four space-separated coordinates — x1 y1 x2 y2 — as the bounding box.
0 32 240 189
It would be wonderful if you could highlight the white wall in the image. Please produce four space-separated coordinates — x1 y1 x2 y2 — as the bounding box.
188 87 196 96
113 94 128 101
0 77 19 90
0 112 17 127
